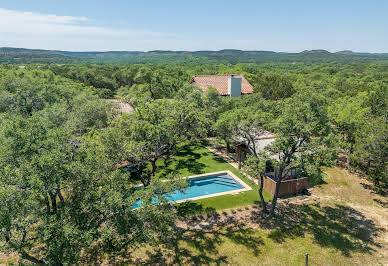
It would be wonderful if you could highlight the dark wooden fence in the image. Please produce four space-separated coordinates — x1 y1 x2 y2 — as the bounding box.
263 176 308 197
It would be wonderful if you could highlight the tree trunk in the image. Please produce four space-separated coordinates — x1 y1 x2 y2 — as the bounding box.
128 102 136 111
226 141 231 155
269 179 281 218
2 231 10 242
56 186 65 206
151 159 157 177
345 148 350 169
21 250 46 265
46 186 57 213
140 160 158 187
165 149 171 160
44 194 51 213
348 145 354 171
149 82 155 99
139 175 150 187
259 174 268 213
134 164 149 187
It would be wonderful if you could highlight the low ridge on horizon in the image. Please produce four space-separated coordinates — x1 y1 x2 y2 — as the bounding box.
1 47 388 54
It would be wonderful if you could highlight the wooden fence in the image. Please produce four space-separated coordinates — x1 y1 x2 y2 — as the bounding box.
263 176 308 197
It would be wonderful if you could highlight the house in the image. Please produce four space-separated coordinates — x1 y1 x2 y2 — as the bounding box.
234 131 308 197
189 74 254 97
234 131 276 169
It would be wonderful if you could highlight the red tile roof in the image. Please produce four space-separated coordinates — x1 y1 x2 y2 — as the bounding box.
189 74 254 96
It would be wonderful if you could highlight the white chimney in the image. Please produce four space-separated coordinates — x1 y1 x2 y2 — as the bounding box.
228 75 242 97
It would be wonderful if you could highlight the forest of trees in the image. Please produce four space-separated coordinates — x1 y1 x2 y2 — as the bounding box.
0 58 387 263
2 47 388 64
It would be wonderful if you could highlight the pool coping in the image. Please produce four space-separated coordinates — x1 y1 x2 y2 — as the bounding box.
171 170 252 204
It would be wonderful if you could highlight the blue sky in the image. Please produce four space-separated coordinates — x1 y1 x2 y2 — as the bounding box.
0 0 387 52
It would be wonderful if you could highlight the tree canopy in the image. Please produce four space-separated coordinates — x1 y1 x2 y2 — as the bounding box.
0 59 387 263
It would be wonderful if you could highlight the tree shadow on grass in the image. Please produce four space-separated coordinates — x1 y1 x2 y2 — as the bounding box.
360 182 387 196
157 140 229 178
156 145 207 178
373 198 388 208
211 154 229 164
176 201 217 217
251 202 385 257
82 201 384 264
124 209 265 265
306 169 328 188
168 217 264 264
175 157 206 175
169 144 207 175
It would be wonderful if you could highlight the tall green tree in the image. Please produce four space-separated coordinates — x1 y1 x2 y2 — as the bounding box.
264 90 336 217
243 155 269 213
0 114 86 264
328 92 370 168
0 107 184 265
108 99 208 187
0 69 185 264
253 73 295 101
352 118 388 192
214 106 272 212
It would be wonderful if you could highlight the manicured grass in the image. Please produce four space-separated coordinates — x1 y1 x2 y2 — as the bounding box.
154 141 272 212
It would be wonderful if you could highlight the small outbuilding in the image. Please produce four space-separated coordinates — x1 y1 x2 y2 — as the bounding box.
234 131 309 197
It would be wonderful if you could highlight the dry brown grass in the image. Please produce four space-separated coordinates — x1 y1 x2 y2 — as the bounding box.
311 167 388 262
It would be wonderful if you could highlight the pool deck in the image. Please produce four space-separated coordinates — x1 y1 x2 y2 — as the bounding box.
173 170 252 204
207 145 259 185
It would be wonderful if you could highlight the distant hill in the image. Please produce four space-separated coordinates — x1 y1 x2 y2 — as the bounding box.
301 49 331 54
1 47 388 65
0 47 79 64
336 50 355 55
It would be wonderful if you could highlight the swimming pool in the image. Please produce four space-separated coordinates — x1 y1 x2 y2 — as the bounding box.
133 171 251 209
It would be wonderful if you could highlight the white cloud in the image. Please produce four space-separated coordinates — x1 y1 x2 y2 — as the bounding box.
0 8 174 39
1 8 384 52
0 8 88 24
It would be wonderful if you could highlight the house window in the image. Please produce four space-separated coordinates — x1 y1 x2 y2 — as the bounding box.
290 168 297 177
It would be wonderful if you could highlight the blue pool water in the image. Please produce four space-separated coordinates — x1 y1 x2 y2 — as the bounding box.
133 173 244 209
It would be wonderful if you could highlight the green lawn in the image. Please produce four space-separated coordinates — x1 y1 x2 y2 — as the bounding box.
154 141 272 213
